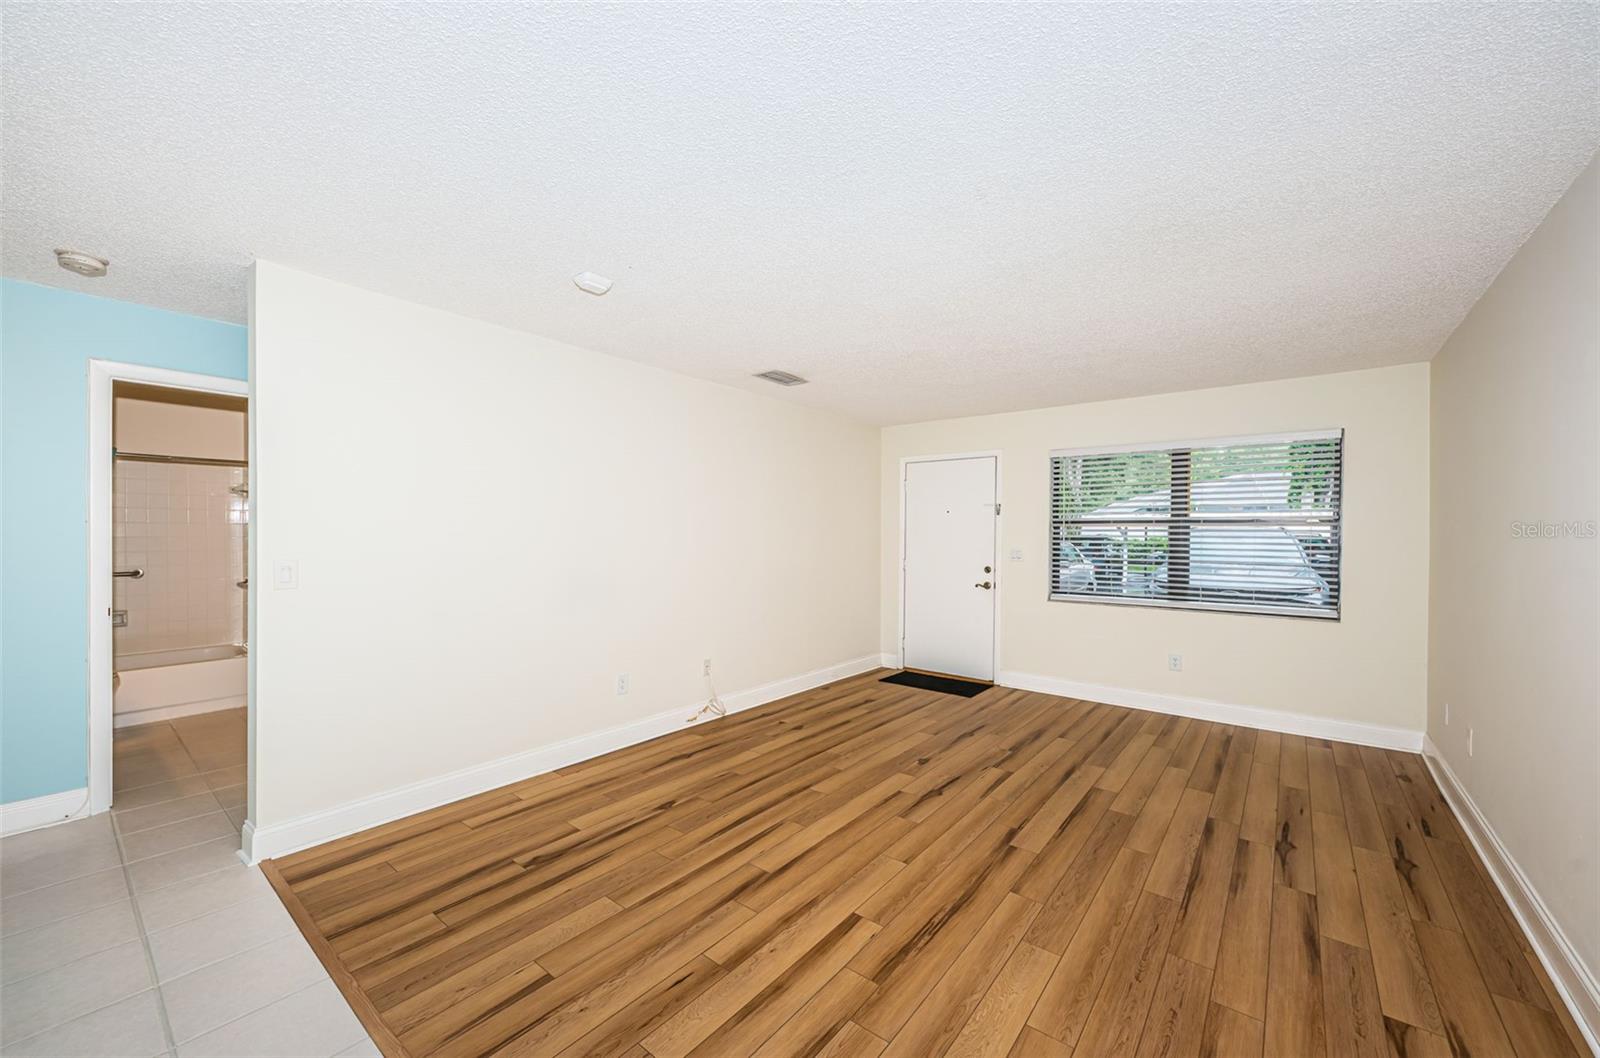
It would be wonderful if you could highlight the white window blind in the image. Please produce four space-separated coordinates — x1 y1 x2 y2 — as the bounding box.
1050 430 1343 618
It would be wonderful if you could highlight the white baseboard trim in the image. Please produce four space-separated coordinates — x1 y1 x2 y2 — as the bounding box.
879 652 901 670
1422 736 1600 1053
717 655 886 713
237 821 256 866
995 670 1424 752
113 694 247 729
0 787 92 836
242 653 883 864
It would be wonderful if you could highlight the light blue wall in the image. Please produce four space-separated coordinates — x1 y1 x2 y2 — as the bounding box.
1 279 246 804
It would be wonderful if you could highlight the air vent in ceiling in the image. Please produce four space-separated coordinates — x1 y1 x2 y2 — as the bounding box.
754 370 808 386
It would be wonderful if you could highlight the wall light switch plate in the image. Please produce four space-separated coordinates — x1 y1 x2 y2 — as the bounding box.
1009 548 1024 562
273 560 298 590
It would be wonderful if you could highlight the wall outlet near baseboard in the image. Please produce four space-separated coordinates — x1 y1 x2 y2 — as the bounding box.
703 658 712 677
615 673 629 696
1168 653 1182 672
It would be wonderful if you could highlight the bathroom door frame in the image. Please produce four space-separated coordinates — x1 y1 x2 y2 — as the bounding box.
86 360 249 816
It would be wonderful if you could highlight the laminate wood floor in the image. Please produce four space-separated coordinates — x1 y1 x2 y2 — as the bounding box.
266 671 1590 1058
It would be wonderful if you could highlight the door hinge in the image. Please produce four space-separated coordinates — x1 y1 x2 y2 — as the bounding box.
994 503 1002 516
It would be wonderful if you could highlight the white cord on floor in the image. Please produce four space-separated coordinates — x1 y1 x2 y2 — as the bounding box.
10 789 95 836
687 677 727 724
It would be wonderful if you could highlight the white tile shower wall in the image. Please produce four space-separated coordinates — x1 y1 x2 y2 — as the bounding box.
112 461 248 655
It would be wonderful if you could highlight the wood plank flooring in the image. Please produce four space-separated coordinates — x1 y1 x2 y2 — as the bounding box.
265 670 1590 1058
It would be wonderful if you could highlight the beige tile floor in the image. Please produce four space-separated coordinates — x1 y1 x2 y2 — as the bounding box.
0 709 376 1057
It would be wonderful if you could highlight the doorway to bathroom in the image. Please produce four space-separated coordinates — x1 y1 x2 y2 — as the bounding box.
86 361 250 856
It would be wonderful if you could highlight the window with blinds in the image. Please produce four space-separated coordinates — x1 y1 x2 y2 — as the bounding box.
1050 430 1343 618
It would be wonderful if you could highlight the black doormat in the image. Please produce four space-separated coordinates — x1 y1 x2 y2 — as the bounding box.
880 670 992 698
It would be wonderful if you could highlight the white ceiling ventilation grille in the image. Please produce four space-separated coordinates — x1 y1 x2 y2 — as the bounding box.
754 370 808 386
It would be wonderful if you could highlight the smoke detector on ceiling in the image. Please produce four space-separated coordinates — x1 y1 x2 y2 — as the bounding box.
55 248 109 278
754 370 808 386
573 271 613 296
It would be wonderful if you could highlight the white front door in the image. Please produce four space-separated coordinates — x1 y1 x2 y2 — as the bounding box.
902 456 997 681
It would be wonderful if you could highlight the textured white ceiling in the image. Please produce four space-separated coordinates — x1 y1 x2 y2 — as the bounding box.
4 3 1596 424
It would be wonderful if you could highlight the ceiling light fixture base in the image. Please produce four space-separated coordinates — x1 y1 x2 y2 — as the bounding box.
573 271 613 296
55 248 109 277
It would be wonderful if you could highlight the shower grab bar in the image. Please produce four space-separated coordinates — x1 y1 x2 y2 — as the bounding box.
114 568 145 579
115 450 248 468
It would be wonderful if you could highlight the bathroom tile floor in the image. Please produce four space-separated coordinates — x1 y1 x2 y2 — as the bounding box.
0 709 375 1057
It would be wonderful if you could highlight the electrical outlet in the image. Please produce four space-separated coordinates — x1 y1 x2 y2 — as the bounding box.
615 673 629 696
702 658 712 677
1168 653 1182 672
1468 727 1474 757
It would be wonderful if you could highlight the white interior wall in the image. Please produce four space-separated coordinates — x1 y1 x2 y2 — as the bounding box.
247 261 880 833
880 364 1432 739
1429 157 1599 990
242 202 1595 1029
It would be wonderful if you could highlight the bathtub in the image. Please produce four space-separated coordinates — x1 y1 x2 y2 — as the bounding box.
114 644 247 728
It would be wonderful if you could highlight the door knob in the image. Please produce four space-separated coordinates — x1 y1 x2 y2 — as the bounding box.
975 581 992 590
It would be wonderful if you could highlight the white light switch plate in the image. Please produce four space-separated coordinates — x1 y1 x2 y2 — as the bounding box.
273 560 298 590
